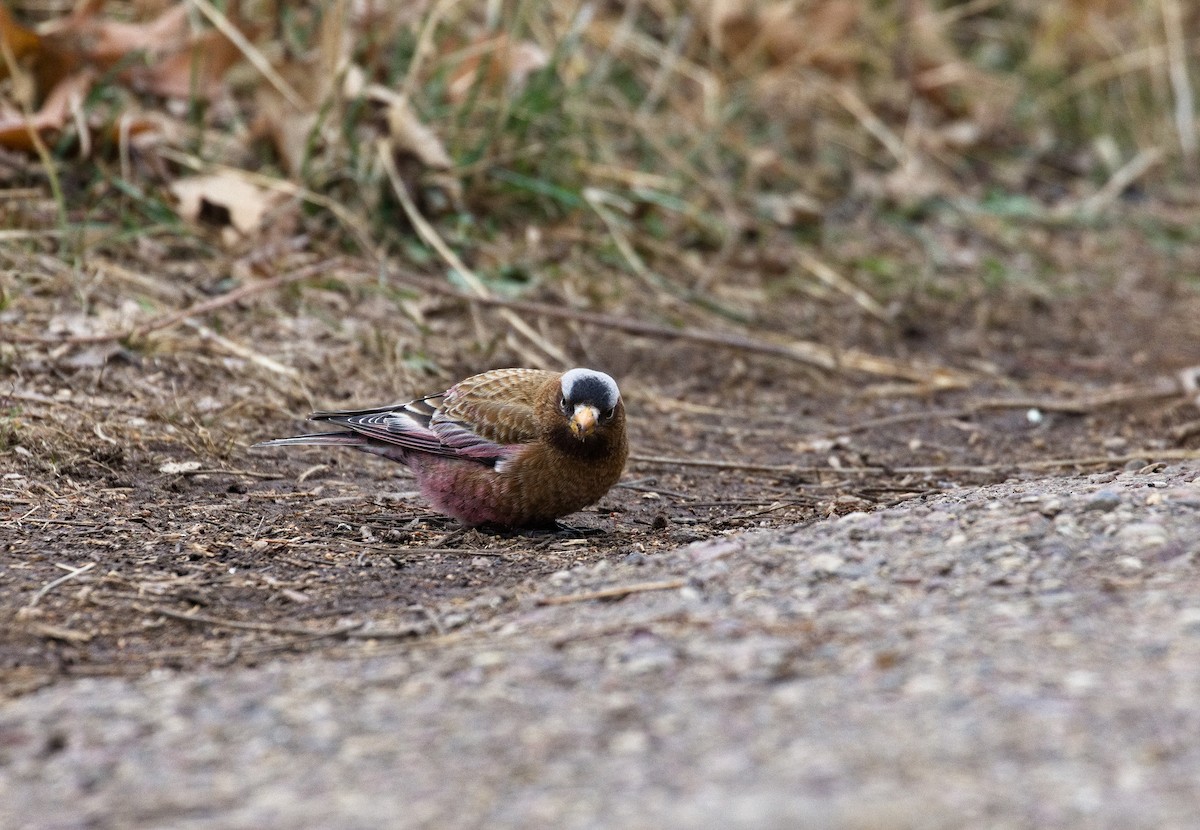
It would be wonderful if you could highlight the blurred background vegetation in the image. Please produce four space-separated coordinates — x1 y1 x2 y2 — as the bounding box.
1 0 1198 384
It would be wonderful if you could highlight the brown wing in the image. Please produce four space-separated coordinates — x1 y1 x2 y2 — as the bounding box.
433 368 558 446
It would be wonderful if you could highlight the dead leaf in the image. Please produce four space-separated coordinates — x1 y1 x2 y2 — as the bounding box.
0 2 41 76
762 0 859 74
37 1 247 102
252 4 351 178
128 26 243 100
102 110 178 150
257 93 318 177
0 0 249 157
41 2 190 67
30 1 189 96
906 0 1016 128
0 69 95 152
170 173 285 244
446 34 549 103
386 96 452 170
707 0 861 74
0 2 82 99
382 94 461 213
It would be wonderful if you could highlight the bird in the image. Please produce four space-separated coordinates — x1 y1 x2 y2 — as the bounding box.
255 367 628 528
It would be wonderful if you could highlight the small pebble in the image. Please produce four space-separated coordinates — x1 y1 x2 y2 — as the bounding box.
1038 497 1065 517
609 730 650 754
1115 522 1169 549
1063 670 1099 694
997 555 1024 574
808 553 845 575
1178 608 1200 634
471 650 505 667
1116 555 1144 573
1083 490 1121 512
442 613 470 630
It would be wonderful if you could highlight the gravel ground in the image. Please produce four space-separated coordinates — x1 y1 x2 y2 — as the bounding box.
5 463 1200 830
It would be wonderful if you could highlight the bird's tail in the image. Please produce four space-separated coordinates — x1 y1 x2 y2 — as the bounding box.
252 432 369 449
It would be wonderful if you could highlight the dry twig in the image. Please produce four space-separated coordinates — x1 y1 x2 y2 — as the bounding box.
631 449 1200 478
141 603 366 638
396 275 970 386
26 562 96 608
1064 147 1164 219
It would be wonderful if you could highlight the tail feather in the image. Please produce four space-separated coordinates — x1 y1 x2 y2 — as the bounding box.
253 432 368 448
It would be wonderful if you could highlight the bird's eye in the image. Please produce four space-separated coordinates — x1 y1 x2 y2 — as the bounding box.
603 407 616 421
560 397 569 412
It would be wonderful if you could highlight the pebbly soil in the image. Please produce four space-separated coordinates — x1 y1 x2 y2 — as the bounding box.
3 464 1200 829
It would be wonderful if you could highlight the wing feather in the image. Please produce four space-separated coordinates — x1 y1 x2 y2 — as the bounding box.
300 368 556 464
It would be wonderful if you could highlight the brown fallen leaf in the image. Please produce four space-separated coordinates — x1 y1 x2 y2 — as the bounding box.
905 0 1016 128
0 2 41 76
36 0 248 102
257 94 319 177
383 92 462 214
708 0 861 74
169 172 286 245
0 0 250 157
385 95 452 171
41 2 190 67
0 68 95 152
252 2 350 177
127 26 243 100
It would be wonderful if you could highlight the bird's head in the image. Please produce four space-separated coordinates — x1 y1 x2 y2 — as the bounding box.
557 368 623 443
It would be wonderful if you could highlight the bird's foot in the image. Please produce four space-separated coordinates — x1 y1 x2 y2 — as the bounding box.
538 520 605 538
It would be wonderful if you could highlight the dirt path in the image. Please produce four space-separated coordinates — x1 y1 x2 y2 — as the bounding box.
5 463 1199 829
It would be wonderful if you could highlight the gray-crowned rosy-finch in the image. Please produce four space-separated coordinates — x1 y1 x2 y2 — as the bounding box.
255 367 628 528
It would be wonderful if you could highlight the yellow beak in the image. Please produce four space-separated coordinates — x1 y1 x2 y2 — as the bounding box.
569 403 599 439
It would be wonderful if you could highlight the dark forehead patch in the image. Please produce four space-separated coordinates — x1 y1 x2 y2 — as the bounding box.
561 369 619 409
